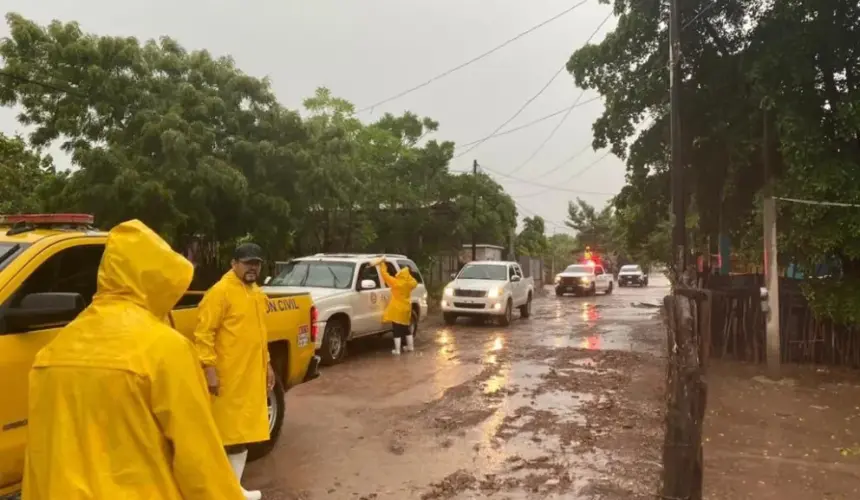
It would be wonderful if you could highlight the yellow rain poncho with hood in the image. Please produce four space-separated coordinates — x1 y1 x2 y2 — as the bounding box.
193 270 270 446
22 220 244 500
377 261 418 326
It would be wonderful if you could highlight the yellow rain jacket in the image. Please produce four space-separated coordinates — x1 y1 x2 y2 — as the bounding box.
194 271 270 446
22 220 243 500
378 263 418 326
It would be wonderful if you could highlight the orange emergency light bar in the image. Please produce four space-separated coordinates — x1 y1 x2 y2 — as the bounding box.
0 213 95 225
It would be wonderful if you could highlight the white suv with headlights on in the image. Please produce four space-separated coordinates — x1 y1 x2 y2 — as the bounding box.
441 261 534 326
263 254 428 365
554 263 613 296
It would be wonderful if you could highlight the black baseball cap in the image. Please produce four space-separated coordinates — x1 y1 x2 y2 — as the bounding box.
233 242 264 263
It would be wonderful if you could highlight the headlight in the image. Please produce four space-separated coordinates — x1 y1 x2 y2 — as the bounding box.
487 287 501 299
580 277 591 283
554 276 561 283
444 287 454 297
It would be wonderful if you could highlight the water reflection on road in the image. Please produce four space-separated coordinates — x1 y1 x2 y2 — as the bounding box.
246 276 670 499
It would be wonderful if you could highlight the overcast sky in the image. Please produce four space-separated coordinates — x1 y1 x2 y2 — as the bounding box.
1 0 625 234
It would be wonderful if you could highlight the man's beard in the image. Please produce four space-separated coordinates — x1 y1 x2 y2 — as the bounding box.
243 272 257 284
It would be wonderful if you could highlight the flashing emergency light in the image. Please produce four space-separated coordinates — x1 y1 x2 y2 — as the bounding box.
584 260 595 267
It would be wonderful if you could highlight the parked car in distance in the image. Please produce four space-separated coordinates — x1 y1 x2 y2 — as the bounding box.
617 264 648 287
554 263 613 296
441 261 534 326
263 254 429 365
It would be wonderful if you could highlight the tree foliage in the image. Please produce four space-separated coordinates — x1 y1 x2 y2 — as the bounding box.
568 0 860 319
515 216 548 256
0 13 516 280
0 132 64 213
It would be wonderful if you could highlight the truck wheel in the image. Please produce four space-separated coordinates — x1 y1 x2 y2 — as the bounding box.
443 313 458 325
247 374 285 462
589 283 597 296
519 293 532 318
499 299 513 326
605 282 613 295
320 319 348 365
555 288 564 297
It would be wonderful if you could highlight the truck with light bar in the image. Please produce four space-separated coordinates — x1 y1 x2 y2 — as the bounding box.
553 256 614 297
0 214 321 496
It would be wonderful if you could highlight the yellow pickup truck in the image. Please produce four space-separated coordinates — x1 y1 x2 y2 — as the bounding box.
0 214 321 496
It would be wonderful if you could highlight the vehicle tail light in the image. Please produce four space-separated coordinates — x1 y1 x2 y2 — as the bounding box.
310 305 319 343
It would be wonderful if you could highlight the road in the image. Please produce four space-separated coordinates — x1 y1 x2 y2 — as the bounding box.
246 276 670 500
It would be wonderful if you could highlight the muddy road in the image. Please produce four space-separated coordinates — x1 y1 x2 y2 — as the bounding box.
246 277 670 499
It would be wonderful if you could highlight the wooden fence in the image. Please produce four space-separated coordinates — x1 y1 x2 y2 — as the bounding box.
706 275 860 367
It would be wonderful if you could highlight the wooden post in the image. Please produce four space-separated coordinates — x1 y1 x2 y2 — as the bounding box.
761 106 781 378
661 291 708 500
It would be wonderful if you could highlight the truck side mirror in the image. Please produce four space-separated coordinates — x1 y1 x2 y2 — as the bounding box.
450 273 457 280
511 275 522 282
4 292 85 331
264 276 272 285
360 279 378 290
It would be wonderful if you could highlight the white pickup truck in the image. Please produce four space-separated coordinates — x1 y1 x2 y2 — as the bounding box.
263 253 429 365
554 262 614 296
441 261 534 326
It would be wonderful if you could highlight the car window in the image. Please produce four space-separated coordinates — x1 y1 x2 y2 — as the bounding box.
514 265 523 277
1 243 105 335
381 261 399 287
621 265 641 272
457 264 507 280
270 260 354 289
508 266 516 280
564 265 589 273
357 264 381 290
396 259 424 284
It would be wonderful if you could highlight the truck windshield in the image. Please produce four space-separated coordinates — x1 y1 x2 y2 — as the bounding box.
458 264 507 281
564 265 590 273
621 265 641 272
0 242 28 272
270 260 355 289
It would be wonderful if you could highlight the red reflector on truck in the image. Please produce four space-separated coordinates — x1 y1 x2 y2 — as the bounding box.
310 306 319 343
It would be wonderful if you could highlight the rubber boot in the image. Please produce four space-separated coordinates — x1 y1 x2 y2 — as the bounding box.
392 337 402 355
404 335 415 352
228 451 262 500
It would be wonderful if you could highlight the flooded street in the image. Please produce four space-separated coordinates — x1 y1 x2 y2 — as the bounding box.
247 277 669 499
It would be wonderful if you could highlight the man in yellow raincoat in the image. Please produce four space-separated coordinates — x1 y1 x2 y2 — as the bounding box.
22 220 244 499
194 243 274 500
374 256 418 355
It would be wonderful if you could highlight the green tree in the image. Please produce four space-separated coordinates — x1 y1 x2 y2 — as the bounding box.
0 132 65 214
564 198 619 253
515 216 548 256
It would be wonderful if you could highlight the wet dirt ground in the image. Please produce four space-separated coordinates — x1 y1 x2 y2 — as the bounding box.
704 361 860 499
245 278 669 499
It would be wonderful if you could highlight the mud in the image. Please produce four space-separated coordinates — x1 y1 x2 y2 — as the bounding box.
245 277 669 499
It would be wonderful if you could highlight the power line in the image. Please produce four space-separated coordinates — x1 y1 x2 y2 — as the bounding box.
480 162 615 196
454 96 601 151
453 63 568 159
356 0 590 113
504 10 614 177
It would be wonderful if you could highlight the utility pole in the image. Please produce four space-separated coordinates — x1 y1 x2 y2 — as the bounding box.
762 105 781 378
669 0 686 283
472 159 478 261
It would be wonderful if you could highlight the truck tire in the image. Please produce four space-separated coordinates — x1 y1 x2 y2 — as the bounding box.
320 318 348 365
499 299 513 326
605 282 613 295
555 288 564 297
589 283 597 296
443 313 458 325
519 293 532 318
247 374 285 462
